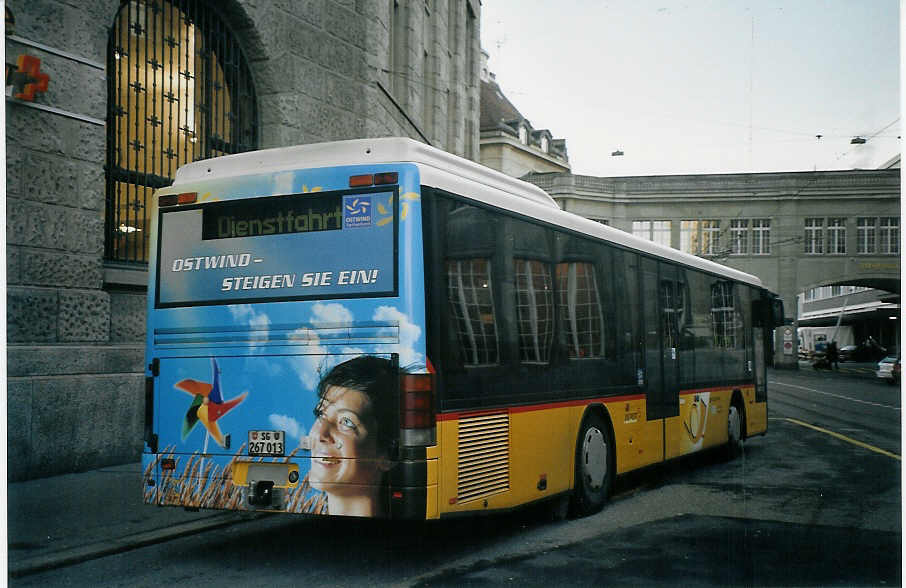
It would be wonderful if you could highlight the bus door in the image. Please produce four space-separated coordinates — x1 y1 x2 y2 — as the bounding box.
641 258 680 421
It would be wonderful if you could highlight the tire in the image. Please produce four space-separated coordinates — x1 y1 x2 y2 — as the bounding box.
726 399 744 460
570 412 613 517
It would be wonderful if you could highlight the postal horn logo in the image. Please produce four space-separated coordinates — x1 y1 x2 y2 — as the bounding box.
174 358 247 447
344 196 372 228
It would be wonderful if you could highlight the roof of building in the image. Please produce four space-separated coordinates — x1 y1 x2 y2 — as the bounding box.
479 75 568 162
479 76 525 132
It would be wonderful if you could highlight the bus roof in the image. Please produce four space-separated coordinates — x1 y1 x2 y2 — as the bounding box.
172 137 765 289
173 137 559 209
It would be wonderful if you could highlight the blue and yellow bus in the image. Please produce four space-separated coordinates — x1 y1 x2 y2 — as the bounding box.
143 138 782 519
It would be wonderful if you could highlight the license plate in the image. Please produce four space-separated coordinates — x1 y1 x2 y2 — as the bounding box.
248 430 285 457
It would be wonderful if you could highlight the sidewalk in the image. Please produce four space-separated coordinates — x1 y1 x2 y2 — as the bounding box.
7 462 249 578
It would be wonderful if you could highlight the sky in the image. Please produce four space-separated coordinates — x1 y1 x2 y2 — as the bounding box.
480 0 900 177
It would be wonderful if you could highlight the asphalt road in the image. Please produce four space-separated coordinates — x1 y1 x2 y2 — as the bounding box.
768 363 900 456
12 368 901 587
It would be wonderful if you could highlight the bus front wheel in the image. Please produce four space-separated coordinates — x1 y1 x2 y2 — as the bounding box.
570 413 613 517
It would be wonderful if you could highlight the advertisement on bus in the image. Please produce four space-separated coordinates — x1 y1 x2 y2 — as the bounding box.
144 163 427 518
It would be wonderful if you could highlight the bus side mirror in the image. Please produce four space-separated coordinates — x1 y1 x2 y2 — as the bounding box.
753 298 785 328
771 299 785 327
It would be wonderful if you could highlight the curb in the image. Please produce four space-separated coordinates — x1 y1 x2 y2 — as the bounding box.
8 513 247 578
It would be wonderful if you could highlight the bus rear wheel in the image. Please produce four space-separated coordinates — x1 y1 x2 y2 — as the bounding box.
570 413 613 517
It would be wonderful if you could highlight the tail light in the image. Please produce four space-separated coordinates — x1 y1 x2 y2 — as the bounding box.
348 172 398 188
400 373 435 446
144 376 158 453
159 192 197 207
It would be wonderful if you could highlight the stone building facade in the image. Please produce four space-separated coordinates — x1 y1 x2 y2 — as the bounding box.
6 0 481 480
525 169 900 323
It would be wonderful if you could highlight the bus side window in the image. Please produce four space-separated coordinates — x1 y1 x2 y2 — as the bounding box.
446 258 499 367
515 258 554 364
613 249 641 382
686 270 715 385
555 260 605 360
710 279 745 381
738 285 753 377
443 197 500 370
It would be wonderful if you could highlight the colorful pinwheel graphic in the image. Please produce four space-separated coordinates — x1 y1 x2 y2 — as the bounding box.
175 358 247 448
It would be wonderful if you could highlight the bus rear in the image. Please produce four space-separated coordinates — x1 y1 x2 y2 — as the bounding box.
143 155 434 519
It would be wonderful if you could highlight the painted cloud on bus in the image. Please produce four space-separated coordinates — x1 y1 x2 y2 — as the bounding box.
372 305 423 368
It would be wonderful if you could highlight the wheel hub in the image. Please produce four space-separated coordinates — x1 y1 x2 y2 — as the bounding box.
582 427 607 490
728 405 741 443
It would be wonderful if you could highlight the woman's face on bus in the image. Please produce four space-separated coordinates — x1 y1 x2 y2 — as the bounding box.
308 386 386 492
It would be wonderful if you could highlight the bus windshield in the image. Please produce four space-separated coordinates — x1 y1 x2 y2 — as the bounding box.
156 189 397 307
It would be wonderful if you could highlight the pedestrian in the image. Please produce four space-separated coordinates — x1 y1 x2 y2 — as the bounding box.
827 341 839 370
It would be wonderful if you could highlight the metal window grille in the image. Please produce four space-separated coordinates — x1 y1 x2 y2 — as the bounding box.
447 259 499 366
105 0 258 263
515 259 553 363
556 262 604 359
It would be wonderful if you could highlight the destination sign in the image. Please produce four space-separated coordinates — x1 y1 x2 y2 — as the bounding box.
202 192 342 240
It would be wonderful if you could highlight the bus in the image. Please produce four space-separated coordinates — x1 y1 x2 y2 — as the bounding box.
143 137 782 519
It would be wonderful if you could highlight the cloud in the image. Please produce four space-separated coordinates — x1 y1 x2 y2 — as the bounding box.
273 171 295 195
268 413 306 443
310 302 353 325
285 302 356 390
229 304 271 332
288 302 425 388
372 305 424 368
288 328 329 390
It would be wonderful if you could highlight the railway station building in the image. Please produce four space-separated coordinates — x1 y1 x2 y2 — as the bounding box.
6 0 481 480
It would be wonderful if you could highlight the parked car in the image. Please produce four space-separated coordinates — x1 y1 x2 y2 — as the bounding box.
838 344 868 362
876 355 900 385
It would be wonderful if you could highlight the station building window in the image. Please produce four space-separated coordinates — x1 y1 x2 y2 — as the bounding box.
804 218 824 254
730 219 748 255
857 217 876 254
633 220 672 248
827 218 846 254
752 219 771 255
879 217 899 254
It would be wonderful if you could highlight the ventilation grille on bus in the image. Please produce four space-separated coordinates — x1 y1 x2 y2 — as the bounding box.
457 412 510 503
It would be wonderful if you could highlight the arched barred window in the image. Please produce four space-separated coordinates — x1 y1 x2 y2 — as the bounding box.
105 0 258 263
